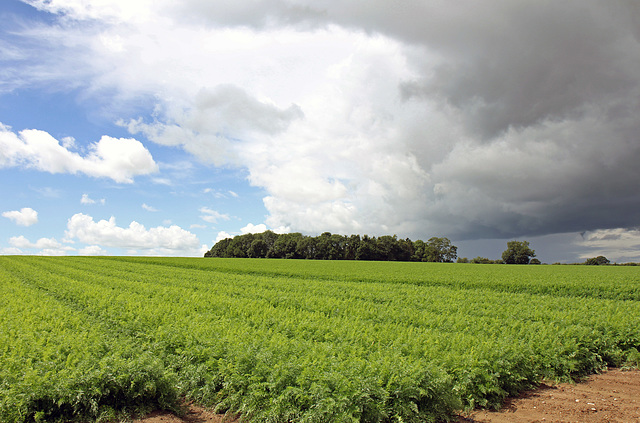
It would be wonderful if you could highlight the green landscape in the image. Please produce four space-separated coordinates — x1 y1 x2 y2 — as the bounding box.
1 256 639 422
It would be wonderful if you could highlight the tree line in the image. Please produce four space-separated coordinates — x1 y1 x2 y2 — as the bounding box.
206 234 632 265
456 240 538 264
205 231 458 262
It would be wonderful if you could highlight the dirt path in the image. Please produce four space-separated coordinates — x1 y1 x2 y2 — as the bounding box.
134 368 639 423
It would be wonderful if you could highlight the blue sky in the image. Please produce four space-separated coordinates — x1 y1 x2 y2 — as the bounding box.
2 0 640 262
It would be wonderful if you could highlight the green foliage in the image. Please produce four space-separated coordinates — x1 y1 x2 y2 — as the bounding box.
468 257 504 264
413 237 457 263
206 232 455 263
502 240 536 264
585 256 610 265
1 257 639 422
470 257 494 264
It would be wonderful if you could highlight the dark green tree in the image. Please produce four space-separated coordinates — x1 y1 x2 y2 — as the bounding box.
397 238 415 262
376 235 398 260
501 240 536 264
206 232 458 263
470 256 492 264
425 237 458 262
261 230 279 257
227 234 254 258
410 237 456 262
328 234 347 260
315 232 346 260
296 237 318 259
585 256 610 265
271 233 303 259
411 239 427 261
207 237 232 257
355 235 377 261
344 235 361 260
248 239 268 258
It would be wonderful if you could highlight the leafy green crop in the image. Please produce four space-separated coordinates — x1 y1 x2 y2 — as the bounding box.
1 256 639 422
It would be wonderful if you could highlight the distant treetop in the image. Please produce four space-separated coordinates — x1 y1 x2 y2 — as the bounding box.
584 256 610 265
502 240 536 264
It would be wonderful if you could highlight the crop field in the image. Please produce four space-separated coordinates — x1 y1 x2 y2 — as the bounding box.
1 256 639 422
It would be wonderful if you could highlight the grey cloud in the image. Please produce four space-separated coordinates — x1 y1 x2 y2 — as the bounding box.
193 85 304 136
402 2 640 240
175 0 326 29
593 233 623 241
428 109 640 239
408 3 640 139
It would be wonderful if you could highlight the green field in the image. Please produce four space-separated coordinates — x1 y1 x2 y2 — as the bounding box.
1 256 639 422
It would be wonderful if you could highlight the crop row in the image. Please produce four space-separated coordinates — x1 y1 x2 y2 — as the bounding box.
1 256 639 422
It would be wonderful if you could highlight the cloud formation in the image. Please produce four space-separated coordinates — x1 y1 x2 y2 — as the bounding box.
2 207 38 226
0 123 158 183
65 213 201 255
123 85 304 166
77 245 109 256
9 235 74 255
10 235 62 249
7 1 640 244
577 228 640 262
241 223 268 234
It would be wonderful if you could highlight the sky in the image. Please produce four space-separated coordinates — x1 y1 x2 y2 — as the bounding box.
1 0 640 262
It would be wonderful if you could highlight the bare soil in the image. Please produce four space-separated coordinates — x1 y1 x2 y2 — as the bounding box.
458 368 640 423
133 368 639 423
132 403 238 423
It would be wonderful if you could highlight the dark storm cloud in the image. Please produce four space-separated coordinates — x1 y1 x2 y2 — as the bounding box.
407 2 640 138
172 0 640 240
345 1 640 239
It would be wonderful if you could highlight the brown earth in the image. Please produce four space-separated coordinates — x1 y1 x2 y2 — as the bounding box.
134 368 639 423
458 368 640 423
132 403 238 423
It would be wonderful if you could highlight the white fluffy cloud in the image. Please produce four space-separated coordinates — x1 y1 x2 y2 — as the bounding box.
215 231 233 243
2 207 38 226
78 245 109 256
0 123 158 183
9 235 74 255
240 223 267 234
10 235 61 249
65 213 201 255
0 247 24 255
